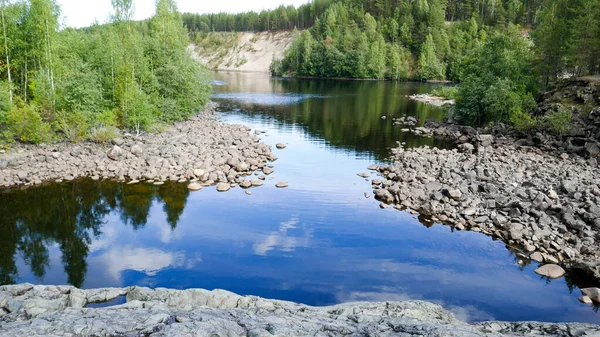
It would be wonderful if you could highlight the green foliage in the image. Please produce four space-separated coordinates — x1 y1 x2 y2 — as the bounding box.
454 27 538 126
8 100 51 144
541 109 573 136
417 33 445 80
431 86 459 100
0 0 212 146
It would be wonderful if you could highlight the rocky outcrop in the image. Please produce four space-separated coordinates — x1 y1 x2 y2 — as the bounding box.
367 141 600 282
0 103 277 191
0 284 599 336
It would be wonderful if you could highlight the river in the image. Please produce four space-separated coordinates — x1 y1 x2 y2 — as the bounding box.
0 72 598 323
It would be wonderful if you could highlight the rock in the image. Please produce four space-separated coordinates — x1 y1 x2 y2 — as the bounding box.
364 192 371 199
240 180 252 188
275 182 289 188
112 138 124 146
245 190 252 195
367 164 379 171
373 188 394 204
548 189 558 200
216 183 231 192
1 284 599 337
263 168 274 175
580 288 600 303
477 134 494 147
131 145 143 155
530 252 544 262
534 264 566 279
107 145 124 161
357 172 370 178
276 143 286 149
187 182 202 191
448 189 462 201
459 143 475 153
251 179 264 187
579 296 593 305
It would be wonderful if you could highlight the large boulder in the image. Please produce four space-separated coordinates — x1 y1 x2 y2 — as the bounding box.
534 264 565 279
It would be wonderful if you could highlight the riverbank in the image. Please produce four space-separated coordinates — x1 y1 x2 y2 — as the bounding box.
367 131 600 283
0 103 278 191
0 284 598 336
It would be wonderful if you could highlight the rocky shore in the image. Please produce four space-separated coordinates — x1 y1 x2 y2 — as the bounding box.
367 134 600 283
409 94 455 107
0 103 278 191
1 284 599 336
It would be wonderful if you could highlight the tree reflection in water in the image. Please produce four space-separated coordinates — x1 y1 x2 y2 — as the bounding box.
0 180 189 287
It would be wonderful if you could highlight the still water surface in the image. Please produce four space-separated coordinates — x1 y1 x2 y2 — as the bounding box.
1 72 599 323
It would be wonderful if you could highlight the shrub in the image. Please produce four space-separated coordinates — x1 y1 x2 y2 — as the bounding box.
431 86 459 100
53 110 89 142
8 102 52 144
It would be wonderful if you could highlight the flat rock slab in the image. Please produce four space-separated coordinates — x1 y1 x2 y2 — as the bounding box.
0 284 599 337
534 264 566 279
275 182 289 188
276 143 286 149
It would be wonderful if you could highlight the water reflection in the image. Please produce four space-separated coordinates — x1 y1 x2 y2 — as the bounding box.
0 181 189 287
1 72 599 324
213 73 452 159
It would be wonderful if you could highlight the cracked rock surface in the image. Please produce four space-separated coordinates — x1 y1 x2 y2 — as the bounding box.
1 284 599 336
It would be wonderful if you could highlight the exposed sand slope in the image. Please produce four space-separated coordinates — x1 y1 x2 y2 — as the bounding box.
190 31 293 73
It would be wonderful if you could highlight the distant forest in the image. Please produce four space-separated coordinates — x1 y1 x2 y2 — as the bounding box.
185 0 598 130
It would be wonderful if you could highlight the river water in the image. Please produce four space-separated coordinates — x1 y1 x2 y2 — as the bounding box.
0 72 598 323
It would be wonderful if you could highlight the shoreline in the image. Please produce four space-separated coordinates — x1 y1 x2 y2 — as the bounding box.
0 102 278 191
0 284 598 336
367 127 600 283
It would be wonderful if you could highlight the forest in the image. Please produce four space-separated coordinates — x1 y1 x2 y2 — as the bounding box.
0 0 211 146
183 0 599 129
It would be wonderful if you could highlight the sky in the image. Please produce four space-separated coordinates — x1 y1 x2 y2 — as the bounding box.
56 0 312 28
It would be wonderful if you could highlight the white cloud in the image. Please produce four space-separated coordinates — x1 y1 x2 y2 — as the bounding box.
253 217 312 256
94 246 186 282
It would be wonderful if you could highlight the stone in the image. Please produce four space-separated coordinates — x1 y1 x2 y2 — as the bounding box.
374 188 394 204
131 145 143 155
579 296 593 305
245 190 252 195
580 288 600 303
367 164 379 171
187 182 202 191
357 172 370 178
534 264 566 279
263 168 274 175
251 179 264 187
216 183 231 192
530 252 544 262
364 192 371 199
448 189 462 201
240 180 252 188
275 182 289 188
193 169 205 177
276 143 286 149
107 145 124 161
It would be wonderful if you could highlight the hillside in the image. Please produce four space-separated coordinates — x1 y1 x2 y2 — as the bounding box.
190 31 293 73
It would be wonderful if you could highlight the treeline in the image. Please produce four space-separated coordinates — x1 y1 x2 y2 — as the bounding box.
271 0 483 80
182 0 544 34
264 0 599 130
0 0 211 146
183 0 335 33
